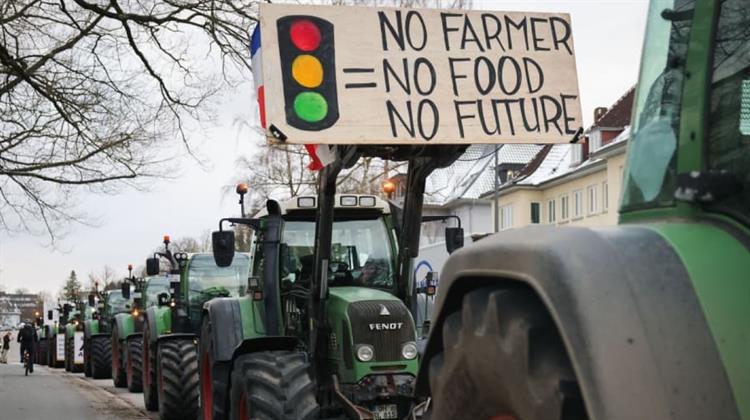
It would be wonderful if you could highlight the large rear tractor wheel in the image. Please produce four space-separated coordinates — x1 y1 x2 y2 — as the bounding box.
126 336 144 392
157 338 200 420
142 322 158 411
229 351 319 420
425 288 588 420
112 328 127 387
64 336 72 372
91 335 112 379
200 317 230 420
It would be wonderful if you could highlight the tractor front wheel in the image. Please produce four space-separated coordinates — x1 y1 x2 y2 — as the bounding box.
84 338 92 377
156 338 200 420
229 351 319 420
112 328 127 387
91 335 112 379
424 288 588 420
126 336 144 392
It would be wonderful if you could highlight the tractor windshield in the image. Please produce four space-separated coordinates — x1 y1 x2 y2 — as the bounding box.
144 275 171 308
280 217 395 289
187 253 251 301
621 0 695 210
705 0 750 222
106 291 130 314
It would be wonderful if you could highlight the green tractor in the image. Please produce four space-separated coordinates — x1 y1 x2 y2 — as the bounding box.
201 182 457 419
140 236 251 420
63 301 92 373
83 282 135 380
414 0 750 419
119 271 171 392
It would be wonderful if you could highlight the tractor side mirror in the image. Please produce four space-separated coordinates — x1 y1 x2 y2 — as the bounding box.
47 310 53 320
63 304 71 317
445 227 464 254
157 292 170 307
146 257 160 276
133 297 142 309
121 282 131 300
87 293 95 307
212 230 236 267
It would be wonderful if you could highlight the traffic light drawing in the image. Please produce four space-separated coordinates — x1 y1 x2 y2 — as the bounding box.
277 15 339 131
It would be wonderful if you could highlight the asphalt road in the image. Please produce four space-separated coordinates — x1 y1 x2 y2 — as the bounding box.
0 331 154 420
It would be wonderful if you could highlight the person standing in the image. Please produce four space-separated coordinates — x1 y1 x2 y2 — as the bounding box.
1 332 10 363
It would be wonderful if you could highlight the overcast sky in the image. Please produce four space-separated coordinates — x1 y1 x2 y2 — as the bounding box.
0 0 648 297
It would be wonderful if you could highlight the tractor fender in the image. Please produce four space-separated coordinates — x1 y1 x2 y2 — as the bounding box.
144 307 159 345
113 313 135 340
203 298 245 363
83 320 98 340
231 336 300 363
416 225 738 420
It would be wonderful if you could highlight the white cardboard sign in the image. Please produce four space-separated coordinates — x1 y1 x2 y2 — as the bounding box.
258 3 582 144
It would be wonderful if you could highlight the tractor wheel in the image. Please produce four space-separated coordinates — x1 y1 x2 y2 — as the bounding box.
38 340 48 366
112 328 127 387
142 322 158 411
91 335 112 379
200 317 230 420
156 338 200 420
126 336 144 392
424 288 588 420
229 351 319 420
84 338 93 377
64 336 72 372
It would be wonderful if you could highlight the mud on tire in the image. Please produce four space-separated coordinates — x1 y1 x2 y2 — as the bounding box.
425 288 588 420
91 335 112 379
157 338 200 420
229 351 319 420
126 336 144 392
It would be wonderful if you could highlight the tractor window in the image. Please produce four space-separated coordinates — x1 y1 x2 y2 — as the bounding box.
282 217 395 289
187 254 251 301
144 275 171 307
621 0 695 210
706 0 750 222
106 291 130 314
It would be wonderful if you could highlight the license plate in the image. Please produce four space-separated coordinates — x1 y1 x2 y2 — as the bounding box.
373 404 398 420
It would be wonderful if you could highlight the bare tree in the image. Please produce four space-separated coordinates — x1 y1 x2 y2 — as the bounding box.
1 0 257 242
87 264 117 290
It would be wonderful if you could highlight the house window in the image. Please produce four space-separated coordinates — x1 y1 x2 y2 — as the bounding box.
500 204 513 230
590 129 602 152
573 190 583 218
588 185 598 215
547 199 556 224
602 181 609 212
571 144 583 166
560 194 569 221
530 202 540 224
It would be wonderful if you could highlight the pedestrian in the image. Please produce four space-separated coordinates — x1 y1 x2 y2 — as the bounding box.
1 332 10 363
17 323 37 373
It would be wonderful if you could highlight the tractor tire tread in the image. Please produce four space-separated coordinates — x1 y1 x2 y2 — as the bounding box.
91 335 112 379
127 337 144 392
158 338 200 420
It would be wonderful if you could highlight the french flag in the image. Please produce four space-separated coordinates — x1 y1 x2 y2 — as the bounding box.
250 25 335 171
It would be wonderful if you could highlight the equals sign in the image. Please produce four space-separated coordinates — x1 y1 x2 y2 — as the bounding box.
343 68 377 89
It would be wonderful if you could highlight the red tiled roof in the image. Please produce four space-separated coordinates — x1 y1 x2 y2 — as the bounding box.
594 87 635 128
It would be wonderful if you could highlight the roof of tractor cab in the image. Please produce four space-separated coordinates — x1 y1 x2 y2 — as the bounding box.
254 194 389 218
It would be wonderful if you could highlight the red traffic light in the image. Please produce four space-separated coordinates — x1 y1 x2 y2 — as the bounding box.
290 19 321 52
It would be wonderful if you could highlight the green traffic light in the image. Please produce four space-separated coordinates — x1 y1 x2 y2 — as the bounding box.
293 92 328 123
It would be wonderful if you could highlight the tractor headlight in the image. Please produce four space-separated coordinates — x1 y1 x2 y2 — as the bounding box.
356 344 374 362
401 342 418 360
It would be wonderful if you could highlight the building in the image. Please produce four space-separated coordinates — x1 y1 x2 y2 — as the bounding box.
0 298 21 329
0 292 43 323
484 88 634 230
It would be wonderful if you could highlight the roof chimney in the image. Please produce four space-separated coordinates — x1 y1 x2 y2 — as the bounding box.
594 107 608 123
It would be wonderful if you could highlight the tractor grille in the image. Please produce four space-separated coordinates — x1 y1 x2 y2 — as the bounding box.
347 300 415 362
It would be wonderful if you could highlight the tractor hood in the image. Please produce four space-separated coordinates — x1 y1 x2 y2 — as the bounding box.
327 287 419 384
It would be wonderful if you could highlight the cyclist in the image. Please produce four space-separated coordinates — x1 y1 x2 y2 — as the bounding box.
17 323 37 373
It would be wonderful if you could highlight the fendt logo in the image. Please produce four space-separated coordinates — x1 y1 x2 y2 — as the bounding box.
368 322 403 331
